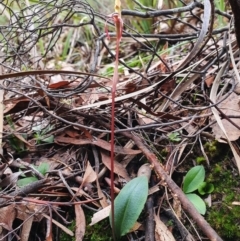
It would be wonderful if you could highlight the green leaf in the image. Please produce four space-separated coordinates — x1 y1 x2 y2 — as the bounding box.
183 165 205 193
32 124 42 132
110 176 148 239
198 182 214 195
168 132 181 142
41 135 54 143
186 193 206 215
17 176 38 187
37 163 49 176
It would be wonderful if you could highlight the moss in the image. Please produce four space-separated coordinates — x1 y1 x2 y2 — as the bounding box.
204 140 220 157
196 156 206 165
206 163 240 240
59 210 114 241
59 220 75 241
84 212 113 241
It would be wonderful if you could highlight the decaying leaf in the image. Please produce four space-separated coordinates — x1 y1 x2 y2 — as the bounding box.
154 213 175 241
90 206 111 226
96 178 109 208
205 75 215 87
211 92 240 141
45 218 53 241
0 171 22 188
55 136 141 155
75 205 86 241
16 203 44 222
4 97 30 114
82 161 97 186
21 215 34 241
101 151 130 181
173 195 182 219
0 204 16 231
48 74 70 89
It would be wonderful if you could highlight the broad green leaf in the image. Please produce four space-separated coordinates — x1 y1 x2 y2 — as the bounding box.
110 176 148 239
183 165 205 193
198 182 214 195
186 193 206 215
17 176 38 187
37 163 49 176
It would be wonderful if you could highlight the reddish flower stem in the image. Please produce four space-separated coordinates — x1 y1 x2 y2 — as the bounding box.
110 13 122 241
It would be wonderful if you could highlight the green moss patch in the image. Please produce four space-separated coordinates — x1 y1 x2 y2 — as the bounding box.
207 163 240 240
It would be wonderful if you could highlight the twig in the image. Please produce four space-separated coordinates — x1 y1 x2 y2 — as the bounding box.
144 196 155 241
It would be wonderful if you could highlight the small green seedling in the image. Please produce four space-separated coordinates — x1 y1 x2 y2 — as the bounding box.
17 163 49 187
183 165 214 215
5 115 27 153
110 176 148 239
32 124 54 144
168 132 181 142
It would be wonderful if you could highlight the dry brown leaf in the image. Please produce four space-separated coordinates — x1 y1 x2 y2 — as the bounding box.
96 178 109 208
205 75 215 87
173 196 182 219
4 98 30 114
0 204 16 231
210 63 240 173
75 205 86 241
45 219 53 241
129 222 142 232
82 161 97 185
89 206 111 226
48 80 70 89
0 171 22 188
211 92 240 141
48 74 70 89
16 203 44 222
55 136 141 155
82 90 100 105
154 213 175 241
65 129 80 138
21 215 34 241
101 151 130 181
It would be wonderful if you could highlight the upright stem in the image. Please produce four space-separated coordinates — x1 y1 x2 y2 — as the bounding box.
109 10 122 240
110 32 120 241
110 89 116 241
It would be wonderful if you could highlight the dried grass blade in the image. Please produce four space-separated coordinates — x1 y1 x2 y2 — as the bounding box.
177 0 211 70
